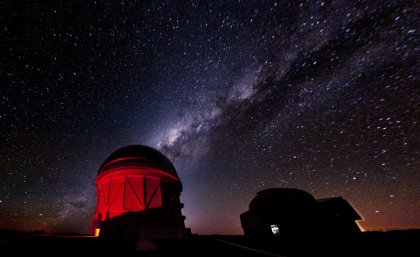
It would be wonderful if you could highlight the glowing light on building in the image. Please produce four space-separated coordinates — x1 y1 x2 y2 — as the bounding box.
91 145 186 239
270 224 280 236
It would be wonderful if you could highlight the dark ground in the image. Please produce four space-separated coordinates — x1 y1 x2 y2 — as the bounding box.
0 229 418 257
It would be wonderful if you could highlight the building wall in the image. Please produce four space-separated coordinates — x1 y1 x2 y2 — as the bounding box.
92 168 185 238
95 175 163 221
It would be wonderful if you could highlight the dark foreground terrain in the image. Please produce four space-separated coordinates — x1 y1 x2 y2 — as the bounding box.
0 229 418 257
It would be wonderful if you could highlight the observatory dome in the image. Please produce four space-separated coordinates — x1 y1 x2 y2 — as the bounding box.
249 188 316 215
98 145 178 179
92 144 186 239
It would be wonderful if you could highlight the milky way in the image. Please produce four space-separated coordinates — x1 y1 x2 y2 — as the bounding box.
1 0 419 234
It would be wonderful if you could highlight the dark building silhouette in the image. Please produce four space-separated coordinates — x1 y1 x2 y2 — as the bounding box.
316 197 362 235
92 145 186 239
240 188 362 238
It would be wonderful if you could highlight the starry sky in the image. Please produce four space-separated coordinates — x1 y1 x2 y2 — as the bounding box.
1 0 419 235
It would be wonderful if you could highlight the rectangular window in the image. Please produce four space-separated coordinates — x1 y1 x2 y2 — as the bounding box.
270 225 280 236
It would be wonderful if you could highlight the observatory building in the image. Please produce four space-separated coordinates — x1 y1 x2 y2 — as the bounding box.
240 188 361 239
91 145 186 239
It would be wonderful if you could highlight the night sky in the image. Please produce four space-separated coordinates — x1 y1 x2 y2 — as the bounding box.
1 0 419 235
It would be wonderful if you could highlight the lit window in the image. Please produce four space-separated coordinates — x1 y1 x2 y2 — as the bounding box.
270 225 280 236
94 228 100 237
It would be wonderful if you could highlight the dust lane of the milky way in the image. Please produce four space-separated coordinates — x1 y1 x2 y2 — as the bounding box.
1 0 419 234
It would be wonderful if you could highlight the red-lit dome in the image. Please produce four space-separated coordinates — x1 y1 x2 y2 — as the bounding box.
92 145 186 239
98 145 179 179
